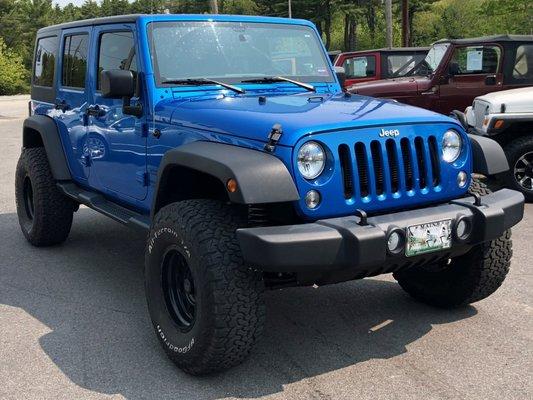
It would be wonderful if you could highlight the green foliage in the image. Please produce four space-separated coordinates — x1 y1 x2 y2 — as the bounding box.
0 37 28 95
0 0 530 94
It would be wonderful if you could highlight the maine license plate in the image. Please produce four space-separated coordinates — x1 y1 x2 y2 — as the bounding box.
406 219 452 257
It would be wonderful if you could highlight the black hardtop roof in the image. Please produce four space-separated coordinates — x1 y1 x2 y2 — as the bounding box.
339 47 429 57
433 34 533 45
37 14 141 34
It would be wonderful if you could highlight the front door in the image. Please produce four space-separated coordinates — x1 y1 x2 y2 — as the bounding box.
87 25 147 201
341 53 378 87
437 45 503 114
55 27 91 183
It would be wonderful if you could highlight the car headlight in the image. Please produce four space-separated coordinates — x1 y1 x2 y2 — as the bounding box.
442 130 462 163
297 141 325 180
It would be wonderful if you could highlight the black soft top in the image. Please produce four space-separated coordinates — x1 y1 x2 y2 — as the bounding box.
433 35 533 45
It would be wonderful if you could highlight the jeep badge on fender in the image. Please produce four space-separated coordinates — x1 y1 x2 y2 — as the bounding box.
17 14 524 375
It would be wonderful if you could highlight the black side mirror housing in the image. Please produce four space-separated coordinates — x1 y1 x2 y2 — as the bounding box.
334 66 346 89
485 75 497 86
448 62 460 76
101 69 135 99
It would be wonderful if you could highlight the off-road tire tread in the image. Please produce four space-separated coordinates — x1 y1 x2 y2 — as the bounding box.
15 147 75 246
393 178 512 308
503 136 533 201
149 200 265 375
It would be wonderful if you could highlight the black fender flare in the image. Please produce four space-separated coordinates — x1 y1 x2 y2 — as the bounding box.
152 141 299 216
469 134 509 176
23 115 71 180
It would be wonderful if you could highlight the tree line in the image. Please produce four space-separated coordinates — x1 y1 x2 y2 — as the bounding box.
0 0 531 95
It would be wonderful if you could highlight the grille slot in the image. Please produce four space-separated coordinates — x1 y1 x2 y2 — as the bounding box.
414 137 427 189
386 139 400 193
338 144 354 199
370 141 384 195
428 136 441 186
338 135 441 201
355 142 369 197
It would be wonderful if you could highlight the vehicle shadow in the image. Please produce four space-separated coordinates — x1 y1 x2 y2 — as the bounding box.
0 209 477 400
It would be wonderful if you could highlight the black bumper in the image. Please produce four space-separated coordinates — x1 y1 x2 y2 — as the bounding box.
237 189 524 273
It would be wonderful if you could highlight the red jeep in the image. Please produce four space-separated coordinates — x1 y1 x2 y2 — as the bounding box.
334 47 428 88
349 35 533 115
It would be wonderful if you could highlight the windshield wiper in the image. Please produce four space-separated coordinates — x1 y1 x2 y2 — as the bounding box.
161 78 245 94
240 76 316 92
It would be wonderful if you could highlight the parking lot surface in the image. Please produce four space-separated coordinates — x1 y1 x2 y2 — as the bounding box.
0 96 531 400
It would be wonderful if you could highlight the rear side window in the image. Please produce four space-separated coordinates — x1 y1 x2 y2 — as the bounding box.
62 34 88 88
512 44 533 81
343 56 376 79
33 36 57 87
97 31 137 90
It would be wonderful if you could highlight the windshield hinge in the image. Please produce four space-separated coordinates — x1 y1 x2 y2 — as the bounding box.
264 124 283 153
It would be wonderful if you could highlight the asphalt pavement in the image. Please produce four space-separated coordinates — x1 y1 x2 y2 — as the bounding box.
0 96 531 400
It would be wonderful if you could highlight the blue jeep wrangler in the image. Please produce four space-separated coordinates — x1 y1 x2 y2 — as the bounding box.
18 14 524 374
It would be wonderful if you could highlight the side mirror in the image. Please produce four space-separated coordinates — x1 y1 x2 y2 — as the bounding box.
101 69 134 99
334 66 346 89
101 69 142 117
448 62 460 76
485 75 497 86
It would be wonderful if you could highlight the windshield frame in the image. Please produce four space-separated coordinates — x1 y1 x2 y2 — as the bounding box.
147 20 335 88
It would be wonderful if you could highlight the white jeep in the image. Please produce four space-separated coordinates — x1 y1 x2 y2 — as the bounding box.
462 87 533 201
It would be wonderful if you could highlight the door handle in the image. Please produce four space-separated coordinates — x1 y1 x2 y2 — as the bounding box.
54 99 70 112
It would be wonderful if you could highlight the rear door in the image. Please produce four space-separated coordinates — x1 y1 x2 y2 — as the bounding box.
437 45 503 114
86 24 147 201
340 53 378 87
55 27 92 183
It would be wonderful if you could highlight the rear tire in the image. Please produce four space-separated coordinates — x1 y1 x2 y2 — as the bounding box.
503 136 533 202
393 179 512 308
15 147 75 246
145 200 265 375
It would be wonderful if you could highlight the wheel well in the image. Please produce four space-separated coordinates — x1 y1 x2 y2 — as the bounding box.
153 165 229 215
23 127 44 148
492 122 532 148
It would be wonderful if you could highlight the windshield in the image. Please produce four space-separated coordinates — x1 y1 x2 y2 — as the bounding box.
424 43 450 72
148 21 334 85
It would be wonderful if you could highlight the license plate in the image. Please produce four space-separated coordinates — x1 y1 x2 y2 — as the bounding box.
406 219 452 257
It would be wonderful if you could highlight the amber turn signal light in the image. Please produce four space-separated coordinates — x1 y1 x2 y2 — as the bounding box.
226 178 238 193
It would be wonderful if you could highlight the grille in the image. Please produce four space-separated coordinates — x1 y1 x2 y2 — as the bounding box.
339 136 441 200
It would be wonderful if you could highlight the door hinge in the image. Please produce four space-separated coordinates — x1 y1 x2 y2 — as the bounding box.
143 171 150 187
141 123 149 138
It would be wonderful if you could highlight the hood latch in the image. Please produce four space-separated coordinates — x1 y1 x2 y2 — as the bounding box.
264 123 283 153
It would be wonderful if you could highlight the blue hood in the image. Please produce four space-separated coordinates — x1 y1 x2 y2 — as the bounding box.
166 92 458 147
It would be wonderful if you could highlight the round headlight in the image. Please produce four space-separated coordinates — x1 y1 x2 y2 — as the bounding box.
442 130 462 163
297 141 325 180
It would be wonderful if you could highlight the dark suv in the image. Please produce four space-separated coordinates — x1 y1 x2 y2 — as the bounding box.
18 15 524 374
349 35 533 115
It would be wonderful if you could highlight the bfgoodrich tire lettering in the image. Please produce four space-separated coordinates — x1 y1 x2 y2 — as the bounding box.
145 200 265 375
15 147 75 246
393 178 512 308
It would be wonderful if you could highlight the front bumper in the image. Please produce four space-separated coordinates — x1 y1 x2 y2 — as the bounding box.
237 189 524 275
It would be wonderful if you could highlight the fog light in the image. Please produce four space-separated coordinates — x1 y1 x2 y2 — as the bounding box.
387 229 404 254
305 190 321 209
456 218 471 241
457 171 468 188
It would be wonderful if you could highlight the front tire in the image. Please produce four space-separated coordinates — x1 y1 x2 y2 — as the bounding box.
393 179 512 308
503 136 533 202
145 200 265 375
15 147 75 246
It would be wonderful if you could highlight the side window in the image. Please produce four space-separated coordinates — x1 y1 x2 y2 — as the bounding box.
450 46 501 75
97 31 137 90
385 53 426 78
33 36 57 87
343 56 376 79
62 34 88 88
512 44 533 80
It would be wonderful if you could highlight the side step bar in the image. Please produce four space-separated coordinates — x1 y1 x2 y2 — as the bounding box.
57 182 150 231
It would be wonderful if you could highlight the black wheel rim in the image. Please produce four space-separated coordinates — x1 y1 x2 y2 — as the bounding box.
514 151 533 192
23 176 35 220
161 249 196 330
